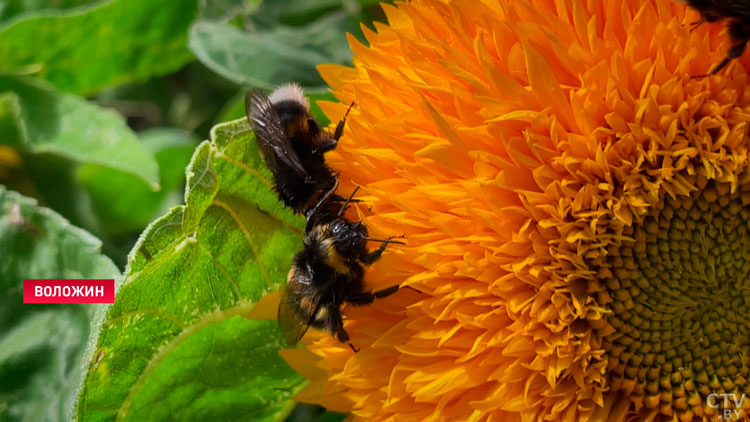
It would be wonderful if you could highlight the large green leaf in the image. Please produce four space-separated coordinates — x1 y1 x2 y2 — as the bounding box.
76 118 305 422
0 0 96 23
0 0 198 95
284 404 346 422
77 128 198 235
197 0 260 22
0 73 159 188
188 13 353 90
0 187 120 422
248 0 382 27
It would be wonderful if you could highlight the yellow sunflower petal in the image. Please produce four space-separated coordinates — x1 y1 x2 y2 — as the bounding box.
281 0 750 420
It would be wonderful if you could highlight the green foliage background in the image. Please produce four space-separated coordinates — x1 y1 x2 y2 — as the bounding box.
0 0 387 420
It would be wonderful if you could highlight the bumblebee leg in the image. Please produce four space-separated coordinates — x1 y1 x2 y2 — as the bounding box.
332 102 356 141
695 22 749 78
714 20 748 75
313 138 337 154
337 186 360 217
693 50 735 78
327 306 360 352
304 178 340 233
726 21 749 60
335 328 359 352
708 41 746 75
345 285 400 305
687 18 703 32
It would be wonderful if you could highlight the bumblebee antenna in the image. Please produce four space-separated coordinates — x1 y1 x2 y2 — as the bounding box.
338 186 360 217
365 236 406 245
331 102 357 142
342 102 356 121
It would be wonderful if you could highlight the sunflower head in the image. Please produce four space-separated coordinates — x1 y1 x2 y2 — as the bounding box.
282 1 750 420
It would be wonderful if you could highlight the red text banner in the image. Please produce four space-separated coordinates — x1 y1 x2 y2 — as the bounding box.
23 279 115 303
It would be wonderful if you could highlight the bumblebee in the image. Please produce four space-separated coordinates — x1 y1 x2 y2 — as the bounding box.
245 84 354 231
278 192 404 351
681 0 750 75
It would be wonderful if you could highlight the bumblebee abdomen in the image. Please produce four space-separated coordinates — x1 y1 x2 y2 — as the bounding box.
273 158 336 214
272 100 310 140
273 176 317 211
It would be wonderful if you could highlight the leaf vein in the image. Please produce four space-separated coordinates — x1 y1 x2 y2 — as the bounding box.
212 199 274 289
103 309 186 330
196 241 242 300
215 151 274 190
115 301 258 422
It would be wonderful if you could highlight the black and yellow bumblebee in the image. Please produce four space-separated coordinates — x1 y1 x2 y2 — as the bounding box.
278 190 405 352
680 0 750 75
248 84 406 351
245 83 354 232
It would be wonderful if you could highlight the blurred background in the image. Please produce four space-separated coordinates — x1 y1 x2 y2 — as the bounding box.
0 0 387 421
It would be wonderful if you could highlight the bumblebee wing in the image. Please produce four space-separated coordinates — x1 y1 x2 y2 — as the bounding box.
277 270 319 345
246 89 307 178
277 290 310 345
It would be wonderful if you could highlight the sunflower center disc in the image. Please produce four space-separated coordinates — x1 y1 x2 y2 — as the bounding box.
603 179 750 419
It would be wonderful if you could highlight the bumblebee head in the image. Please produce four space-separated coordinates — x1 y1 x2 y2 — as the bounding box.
329 218 367 258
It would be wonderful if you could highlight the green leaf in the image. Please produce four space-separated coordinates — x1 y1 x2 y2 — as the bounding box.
0 0 198 95
214 90 247 125
197 0 260 22
0 73 159 188
315 412 348 422
0 91 23 142
0 187 120 422
188 13 353 90
76 118 305 422
247 0 385 28
77 128 198 235
0 0 96 23
284 404 346 422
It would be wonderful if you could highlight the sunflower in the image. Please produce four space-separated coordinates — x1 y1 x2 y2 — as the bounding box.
280 0 750 420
